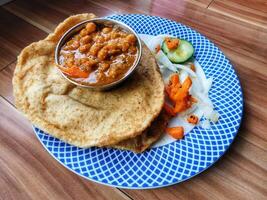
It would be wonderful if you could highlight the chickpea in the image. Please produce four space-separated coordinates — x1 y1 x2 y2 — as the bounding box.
74 58 81 66
94 35 105 43
79 58 97 71
102 27 112 34
98 63 110 72
80 35 92 45
82 61 93 71
104 34 111 41
73 34 81 41
66 39 74 46
126 55 135 64
119 32 127 38
97 48 108 61
92 33 101 42
108 65 124 79
88 58 98 66
63 53 74 60
103 43 111 50
64 40 79 50
128 46 137 54
79 44 91 53
108 67 117 78
85 22 96 33
79 28 89 37
66 58 75 67
121 41 130 52
97 71 106 81
106 42 117 50
79 58 88 64
118 63 126 70
101 42 120 56
110 31 120 39
109 48 121 55
90 32 97 40
89 43 104 56
72 41 80 49
125 34 136 44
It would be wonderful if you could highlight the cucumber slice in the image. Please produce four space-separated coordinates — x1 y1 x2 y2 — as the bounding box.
161 38 194 63
161 41 169 54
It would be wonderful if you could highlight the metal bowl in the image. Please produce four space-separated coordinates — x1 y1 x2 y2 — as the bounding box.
55 18 142 90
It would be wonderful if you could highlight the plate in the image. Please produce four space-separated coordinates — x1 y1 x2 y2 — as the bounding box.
34 14 243 189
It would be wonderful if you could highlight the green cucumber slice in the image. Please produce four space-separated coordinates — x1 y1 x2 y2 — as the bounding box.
161 38 194 63
161 41 169 54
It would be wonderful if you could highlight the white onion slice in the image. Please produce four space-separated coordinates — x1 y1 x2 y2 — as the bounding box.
155 50 177 71
179 70 188 82
138 34 152 46
173 64 197 77
200 120 211 129
179 103 198 117
145 34 171 53
204 77 213 94
209 110 220 123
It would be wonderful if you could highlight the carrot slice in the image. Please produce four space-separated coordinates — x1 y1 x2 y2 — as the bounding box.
166 126 184 139
181 76 192 91
190 63 196 72
165 38 180 50
170 74 180 86
164 103 176 117
174 100 189 113
166 74 181 103
155 44 161 53
172 77 192 113
165 74 197 114
165 85 172 97
187 114 199 124
57 64 89 78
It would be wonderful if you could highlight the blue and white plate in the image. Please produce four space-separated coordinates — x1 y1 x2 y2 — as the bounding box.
34 14 243 189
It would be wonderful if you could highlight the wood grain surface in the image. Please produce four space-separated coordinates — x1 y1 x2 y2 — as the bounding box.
0 0 266 199
209 0 267 29
0 8 46 70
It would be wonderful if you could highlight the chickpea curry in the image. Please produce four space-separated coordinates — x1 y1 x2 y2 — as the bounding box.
59 22 138 86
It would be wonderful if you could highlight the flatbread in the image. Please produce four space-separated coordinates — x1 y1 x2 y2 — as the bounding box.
13 14 165 148
111 111 169 153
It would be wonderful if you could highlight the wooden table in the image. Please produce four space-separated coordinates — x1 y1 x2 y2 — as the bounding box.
0 0 266 199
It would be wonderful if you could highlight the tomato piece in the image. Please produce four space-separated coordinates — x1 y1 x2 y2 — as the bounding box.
58 65 89 78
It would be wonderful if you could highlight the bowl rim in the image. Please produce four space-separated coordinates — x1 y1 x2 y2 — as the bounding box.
54 17 142 90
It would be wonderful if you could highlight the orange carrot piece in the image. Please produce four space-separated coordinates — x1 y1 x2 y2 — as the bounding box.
170 74 179 86
164 103 176 117
165 85 172 96
190 64 196 72
57 65 89 78
174 100 188 113
166 126 184 139
166 75 194 113
187 114 199 124
165 37 171 43
166 74 181 102
155 44 161 53
165 38 180 50
181 76 192 91
172 77 192 111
